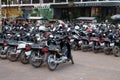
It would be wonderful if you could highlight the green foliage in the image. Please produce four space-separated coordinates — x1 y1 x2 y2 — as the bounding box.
2 0 13 4
92 13 97 17
40 8 53 19
2 0 7 3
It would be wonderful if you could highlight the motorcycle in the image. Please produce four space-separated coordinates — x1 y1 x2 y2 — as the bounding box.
0 40 9 59
6 41 19 61
103 37 114 55
70 32 82 50
29 44 48 68
46 36 74 71
112 37 120 57
91 32 105 53
19 42 33 64
81 36 93 52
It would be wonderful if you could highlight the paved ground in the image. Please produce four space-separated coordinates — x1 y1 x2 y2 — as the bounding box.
0 50 120 80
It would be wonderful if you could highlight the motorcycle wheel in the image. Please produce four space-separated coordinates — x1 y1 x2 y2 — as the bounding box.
104 47 111 55
20 50 29 64
81 45 87 52
7 47 18 62
92 46 99 54
30 51 43 68
113 46 120 57
92 48 98 53
71 42 78 51
47 53 58 71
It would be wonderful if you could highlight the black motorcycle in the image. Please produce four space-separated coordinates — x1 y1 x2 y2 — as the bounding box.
6 41 18 61
112 37 120 57
29 44 48 68
0 40 9 59
46 37 74 71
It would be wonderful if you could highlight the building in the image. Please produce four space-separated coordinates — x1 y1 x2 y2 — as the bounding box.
1 0 120 21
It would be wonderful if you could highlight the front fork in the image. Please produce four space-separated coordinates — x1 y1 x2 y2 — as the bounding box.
2 46 9 54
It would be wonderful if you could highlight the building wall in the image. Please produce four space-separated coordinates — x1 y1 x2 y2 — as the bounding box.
1 0 120 21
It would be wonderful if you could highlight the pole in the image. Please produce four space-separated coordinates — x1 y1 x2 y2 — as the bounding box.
0 0 2 31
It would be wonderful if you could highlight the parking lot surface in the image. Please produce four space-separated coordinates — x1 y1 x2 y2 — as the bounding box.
0 50 120 80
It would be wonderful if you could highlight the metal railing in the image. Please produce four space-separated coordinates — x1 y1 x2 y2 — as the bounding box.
1 0 120 8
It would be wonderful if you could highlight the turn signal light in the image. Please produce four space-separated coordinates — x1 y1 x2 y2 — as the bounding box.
42 48 48 53
3 41 7 46
25 45 31 51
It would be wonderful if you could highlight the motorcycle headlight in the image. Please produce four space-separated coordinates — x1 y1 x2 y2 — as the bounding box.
7 34 11 36
27 33 30 36
35 34 39 38
49 35 53 38
17 34 20 37
37 38 40 41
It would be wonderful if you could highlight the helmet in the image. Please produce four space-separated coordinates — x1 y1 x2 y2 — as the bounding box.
36 23 40 27
49 34 53 38
86 28 92 33
59 24 62 27
39 26 46 31
75 25 80 30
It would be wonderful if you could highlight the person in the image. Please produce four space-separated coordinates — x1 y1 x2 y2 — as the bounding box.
60 37 74 64
66 38 74 64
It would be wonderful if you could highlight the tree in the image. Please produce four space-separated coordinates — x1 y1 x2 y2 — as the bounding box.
2 0 13 4
2 0 7 4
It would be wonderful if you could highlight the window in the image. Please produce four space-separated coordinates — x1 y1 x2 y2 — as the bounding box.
33 0 39 3
43 0 53 3
22 0 31 4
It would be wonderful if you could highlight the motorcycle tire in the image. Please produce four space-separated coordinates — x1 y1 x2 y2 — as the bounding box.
71 42 78 51
113 46 120 57
29 51 43 68
81 45 87 52
20 50 29 64
92 46 99 53
7 47 18 62
47 53 58 71
93 50 98 53
104 47 111 55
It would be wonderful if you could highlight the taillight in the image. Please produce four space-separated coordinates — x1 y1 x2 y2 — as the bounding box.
3 41 7 46
42 48 48 53
25 45 31 51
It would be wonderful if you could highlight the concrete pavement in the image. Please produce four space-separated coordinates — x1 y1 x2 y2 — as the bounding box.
0 50 120 80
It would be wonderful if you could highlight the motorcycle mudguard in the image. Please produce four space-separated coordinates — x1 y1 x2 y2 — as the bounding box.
25 51 32 56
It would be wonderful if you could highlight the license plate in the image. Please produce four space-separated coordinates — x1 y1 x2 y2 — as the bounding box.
100 43 104 46
16 50 21 54
73 35 78 39
89 42 93 45
79 41 82 44
70 39 74 42
25 51 31 56
110 43 114 46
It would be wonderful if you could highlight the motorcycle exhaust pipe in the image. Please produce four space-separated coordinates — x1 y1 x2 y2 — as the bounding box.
54 60 63 64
